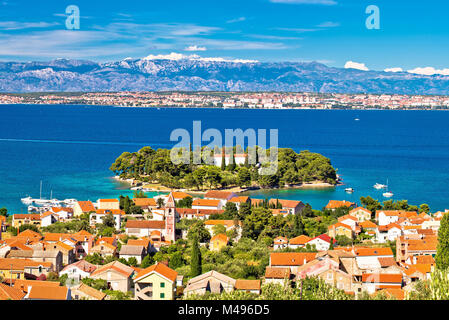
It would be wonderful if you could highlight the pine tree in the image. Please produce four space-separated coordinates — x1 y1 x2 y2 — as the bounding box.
228 151 236 171
244 151 249 168
190 236 202 277
221 149 226 171
436 213 449 270
292 214 304 237
329 238 335 250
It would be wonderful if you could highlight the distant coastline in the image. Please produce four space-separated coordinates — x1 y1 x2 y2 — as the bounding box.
1 102 449 112
1 91 449 111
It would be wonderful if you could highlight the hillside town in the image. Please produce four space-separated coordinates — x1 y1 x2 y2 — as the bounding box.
0 189 444 300
1 91 449 110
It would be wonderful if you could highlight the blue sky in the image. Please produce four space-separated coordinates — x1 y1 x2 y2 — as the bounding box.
0 0 448 73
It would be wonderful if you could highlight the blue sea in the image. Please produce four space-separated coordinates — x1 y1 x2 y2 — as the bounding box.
1 104 449 213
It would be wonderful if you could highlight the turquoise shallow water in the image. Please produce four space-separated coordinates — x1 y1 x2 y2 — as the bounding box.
1 104 449 213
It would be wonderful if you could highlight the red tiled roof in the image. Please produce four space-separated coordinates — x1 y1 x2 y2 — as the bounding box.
192 199 221 207
134 262 178 282
0 283 26 300
98 199 119 203
133 198 157 207
288 235 311 245
362 273 402 283
269 199 304 208
270 252 317 266
354 247 393 256
265 267 290 279
125 220 165 229
76 201 96 212
235 279 261 290
325 200 355 209
204 190 234 200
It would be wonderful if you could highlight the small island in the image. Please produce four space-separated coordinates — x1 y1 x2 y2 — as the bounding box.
110 146 338 193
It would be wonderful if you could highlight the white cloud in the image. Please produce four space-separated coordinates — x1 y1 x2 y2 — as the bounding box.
270 0 337 5
384 67 403 73
143 52 191 61
184 45 207 51
317 21 340 28
226 17 246 23
407 67 449 76
142 52 258 63
275 27 318 33
344 61 369 71
0 21 60 30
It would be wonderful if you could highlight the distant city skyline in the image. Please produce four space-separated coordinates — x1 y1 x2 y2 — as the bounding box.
1 0 448 74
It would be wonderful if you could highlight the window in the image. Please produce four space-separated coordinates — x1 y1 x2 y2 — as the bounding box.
160 293 165 299
148 283 153 287
160 282 165 288
327 273 333 280
75 295 79 300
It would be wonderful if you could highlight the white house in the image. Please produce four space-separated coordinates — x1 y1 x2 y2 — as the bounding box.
353 247 394 271
192 199 222 210
213 153 247 167
337 215 358 231
59 260 98 282
125 220 166 238
273 237 288 250
422 220 440 231
91 209 124 230
306 234 335 251
50 207 74 220
376 223 402 243
40 212 58 227
376 211 400 226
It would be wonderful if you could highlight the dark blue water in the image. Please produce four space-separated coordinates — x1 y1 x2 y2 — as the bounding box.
1 104 449 213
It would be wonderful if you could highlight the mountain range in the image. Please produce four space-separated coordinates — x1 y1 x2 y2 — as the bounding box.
1 56 449 95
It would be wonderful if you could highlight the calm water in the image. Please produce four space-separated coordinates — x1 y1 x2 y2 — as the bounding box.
1 104 449 213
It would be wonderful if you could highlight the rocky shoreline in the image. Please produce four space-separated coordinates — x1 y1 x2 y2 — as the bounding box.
112 176 336 194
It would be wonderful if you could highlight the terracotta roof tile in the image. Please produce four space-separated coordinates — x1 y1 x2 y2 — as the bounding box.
265 267 290 279
235 279 261 290
134 262 178 282
270 252 317 266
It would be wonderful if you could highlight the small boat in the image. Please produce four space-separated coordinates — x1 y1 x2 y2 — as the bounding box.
345 188 354 193
28 205 39 212
63 199 78 206
373 183 387 190
382 179 393 197
21 196 34 205
354 118 360 121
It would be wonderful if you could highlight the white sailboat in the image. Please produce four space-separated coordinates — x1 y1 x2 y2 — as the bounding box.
34 181 51 205
374 183 387 190
382 179 394 198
